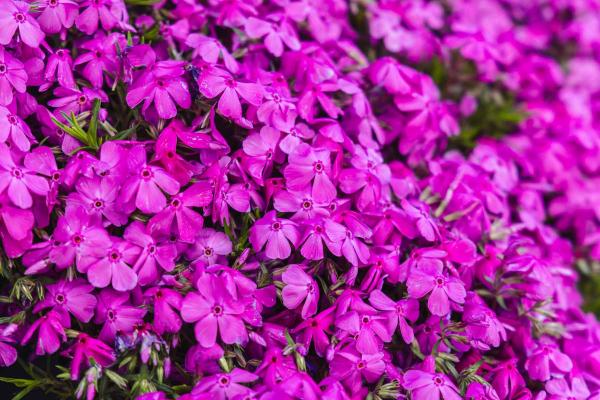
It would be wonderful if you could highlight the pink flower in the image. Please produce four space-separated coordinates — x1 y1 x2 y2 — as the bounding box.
336 310 392 354
85 238 140 292
401 199 439 242
126 61 191 120
68 333 115 380
0 142 49 208
0 106 33 151
0 0 45 48
249 210 299 260
407 259 466 316
76 0 125 34
74 34 120 88
0 193 34 257
403 370 462 400
525 340 573 382
0 324 17 367
48 86 107 115
149 181 213 242
299 218 346 260
33 278 97 325
192 368 258 400
242 126 281 183
120 146 180 214
0 48 27 106
21 310 66 355
257 88 298 132
281 264 319 318
185 34 239 73
197 71 263 120
245 17 300 57
68 177 128 226
284 144 337 204
37 0 78 34
186 228 232 267
125 221 178 285
181 274 249 347
368 289 419 344
51 206 110 269
489 359 526 400
293 307 334 357
94 289 146 342
330 346 385 393
144 287 183 335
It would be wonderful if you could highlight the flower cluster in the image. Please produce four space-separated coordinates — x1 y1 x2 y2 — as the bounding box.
1 0 600 399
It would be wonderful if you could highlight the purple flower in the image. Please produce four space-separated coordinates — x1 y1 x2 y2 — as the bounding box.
0 0 44 48
181 274 249 347
245 16 300 57
336 310 392 355
68 177 127 226
403 370 462 400
0 324 17 367
249 210 299 260
281 264 319 318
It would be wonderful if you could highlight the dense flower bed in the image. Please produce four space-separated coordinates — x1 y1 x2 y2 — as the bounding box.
1 0 600 399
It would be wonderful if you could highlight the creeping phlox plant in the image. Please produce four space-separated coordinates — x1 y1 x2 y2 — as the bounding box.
0 0 600 399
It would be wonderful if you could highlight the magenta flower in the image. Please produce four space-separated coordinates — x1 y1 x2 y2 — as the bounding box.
0 0 44 48
489 359 526 400
0 142 49 208
401 199 439 242
126 61 191 120
37 0 78 34
242 126 281 183
0 106 33 151
0 324 17 367
274 189 330 221
181 274 249 348
185 34 239 73
525 340 573 382
76 0 122 35
44 49 76 89
33 278 97 325
368 289 419 344
21 310 66 356
336 310 392 354
192 368 258 400
281 264 319 318
249 211 299 260
293 307 334 357
245 17 301 57
284 144 337 204
197 71 263 120
144 287 183 335
257 88 299 132
407 260 466 316
186 228 232 267
74 34 120 88
330 346 385 393
48 86 107 115
0 193 34 257
403 370 462 400
68 333 115 380
0 48 27 107
149 181 213 242
299 218 345 260
85 238 140 292
94 289 146 342
124 221 177 285
68 177 127 226
120 146 180 214
51 206 110 269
